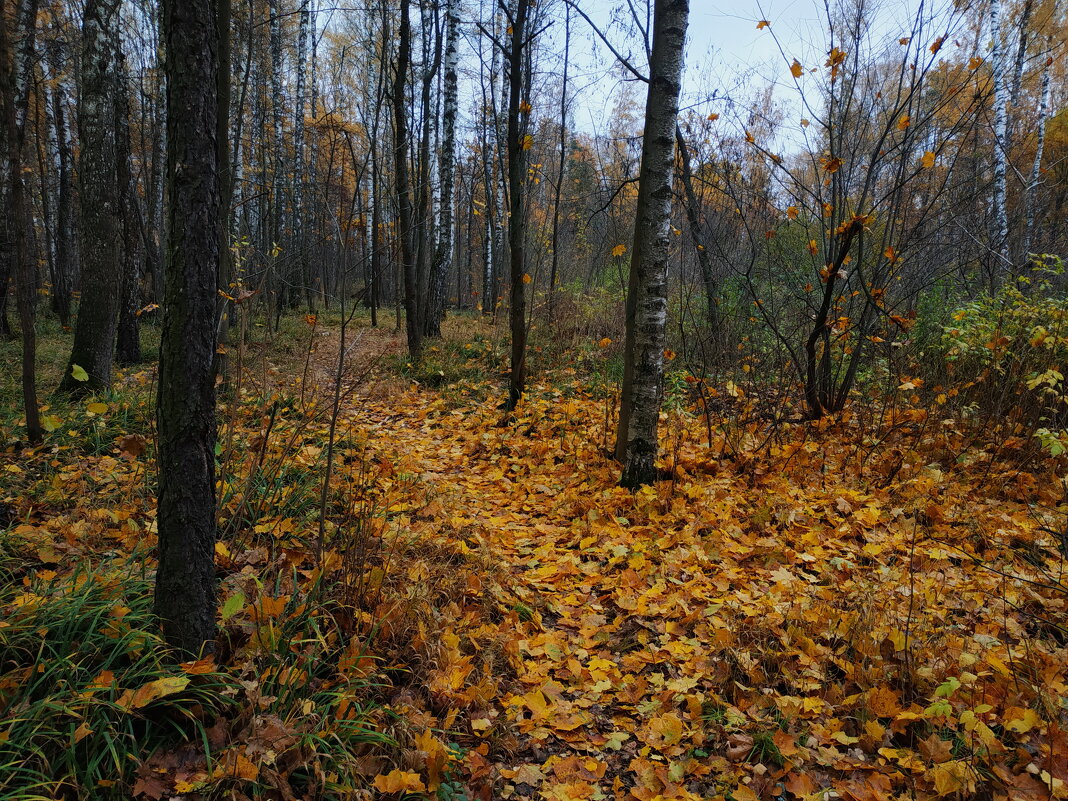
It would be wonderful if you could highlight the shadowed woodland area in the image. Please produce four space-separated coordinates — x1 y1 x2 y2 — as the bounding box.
1 0 1067 799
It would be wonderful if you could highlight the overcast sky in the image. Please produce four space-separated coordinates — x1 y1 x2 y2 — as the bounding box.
554 0 954 137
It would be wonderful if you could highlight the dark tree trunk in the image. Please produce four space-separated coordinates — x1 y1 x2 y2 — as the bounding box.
548 3 570 318
617 0 689 489
2 0 43 442
155 0 221 656
392 0 421 360
116 53 143 366
504 0 530 412
59 0 123 393
414 1 440 334
803 220 861 418
675 127 717 330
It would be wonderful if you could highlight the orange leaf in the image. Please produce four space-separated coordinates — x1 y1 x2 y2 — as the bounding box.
784 772 818 797
116 676 190 710
180 657 216 675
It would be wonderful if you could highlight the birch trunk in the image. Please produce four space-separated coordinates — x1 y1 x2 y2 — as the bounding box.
989 0 1010 276
268 0 286 307
1020 42 1052 265
616 0 689 489
425 0 460 337
49 72 73 327
294 0 310 307
1009 0 1033 108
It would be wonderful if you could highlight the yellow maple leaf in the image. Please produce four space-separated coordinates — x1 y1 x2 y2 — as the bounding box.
373 770 426 794
790 59 803 78
1004 706 1040 733
611 244 626 257
756 19 770 29
647 712 684 745
922 150 936 168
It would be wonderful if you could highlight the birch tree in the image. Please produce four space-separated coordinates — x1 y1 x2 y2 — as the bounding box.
989 0 1010 275
616 0 689 488
425 0 460 337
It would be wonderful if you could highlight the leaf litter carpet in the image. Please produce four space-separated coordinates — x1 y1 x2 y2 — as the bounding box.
343 371 1067 801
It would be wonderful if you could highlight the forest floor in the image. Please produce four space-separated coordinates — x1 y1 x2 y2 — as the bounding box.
1 312 1067 801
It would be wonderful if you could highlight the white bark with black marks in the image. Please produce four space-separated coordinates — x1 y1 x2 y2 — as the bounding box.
1021 40 1052 265
425 0 460 337
989 0 1010 273
617 0 689 489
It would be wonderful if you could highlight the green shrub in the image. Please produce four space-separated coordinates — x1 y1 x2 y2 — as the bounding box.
939 256 1068 429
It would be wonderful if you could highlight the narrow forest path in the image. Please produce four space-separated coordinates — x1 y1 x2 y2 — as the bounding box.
303 325 1068 801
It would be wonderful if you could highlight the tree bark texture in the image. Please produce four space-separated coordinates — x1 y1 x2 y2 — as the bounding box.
617 0 688 489
2 0 43 442
675 126 717 330
116 53 143 366
505 0 530 411
59 0 123 393
989 0 1010 275
155 0 221 656
393 0 422 360
425 0 460 338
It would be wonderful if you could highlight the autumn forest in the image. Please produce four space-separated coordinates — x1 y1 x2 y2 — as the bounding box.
0 0 1066 798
